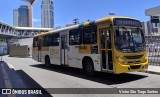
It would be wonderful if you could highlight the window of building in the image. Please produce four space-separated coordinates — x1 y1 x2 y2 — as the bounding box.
51 33 60 46
83 25 97 44
51 1 53 5
69 29 82 45
50 5 53 10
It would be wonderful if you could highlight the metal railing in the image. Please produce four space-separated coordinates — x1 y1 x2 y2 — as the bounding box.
145 35 160 66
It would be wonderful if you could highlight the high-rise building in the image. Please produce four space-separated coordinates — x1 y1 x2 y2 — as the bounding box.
41 0 54 28
28 5 33 27
13 9 19 26
13 5 32 27
18 5 29 27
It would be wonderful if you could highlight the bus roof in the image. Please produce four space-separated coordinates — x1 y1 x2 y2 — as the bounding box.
34 32 50 37
34 16 139 38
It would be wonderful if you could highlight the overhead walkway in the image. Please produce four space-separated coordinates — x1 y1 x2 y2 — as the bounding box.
0 21 53 38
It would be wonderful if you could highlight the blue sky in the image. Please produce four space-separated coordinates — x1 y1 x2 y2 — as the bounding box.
0 0 160 27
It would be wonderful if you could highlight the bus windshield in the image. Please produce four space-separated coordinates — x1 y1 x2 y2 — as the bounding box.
114 27 146 53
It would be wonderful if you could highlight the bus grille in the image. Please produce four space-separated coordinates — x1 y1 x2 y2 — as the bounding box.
130 65 141 69
127 60 141 64
124 55 143 59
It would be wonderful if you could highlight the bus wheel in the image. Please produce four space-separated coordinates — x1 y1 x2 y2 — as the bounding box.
84 59 94 76
45 56 50 67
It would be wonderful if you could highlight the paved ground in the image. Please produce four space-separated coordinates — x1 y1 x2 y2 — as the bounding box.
1 55 160 97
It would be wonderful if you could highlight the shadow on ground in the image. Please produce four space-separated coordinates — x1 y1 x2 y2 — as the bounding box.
30 64 148 85
16 70 52 97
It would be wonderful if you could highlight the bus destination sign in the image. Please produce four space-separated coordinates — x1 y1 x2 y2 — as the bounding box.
114 18 142 27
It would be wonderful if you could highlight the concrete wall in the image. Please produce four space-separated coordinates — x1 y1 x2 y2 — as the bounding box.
17 38 33 56
9 38 33 56
9 45 29 57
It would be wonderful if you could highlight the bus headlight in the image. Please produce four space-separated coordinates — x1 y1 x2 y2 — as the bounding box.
142 57 148 63
117 56 126 64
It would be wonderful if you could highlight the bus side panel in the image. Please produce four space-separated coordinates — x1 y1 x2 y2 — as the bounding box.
50 46 61 65
79 54 101 72
32 47 38 61
32 50 38 61
41 50 50 63
68 46 101 72
68 45 81 68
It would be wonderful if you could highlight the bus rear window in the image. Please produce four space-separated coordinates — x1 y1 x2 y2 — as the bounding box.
51 33 60 46
33 37 38 47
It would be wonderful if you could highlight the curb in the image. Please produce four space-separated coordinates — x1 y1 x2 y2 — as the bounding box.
0 61 36 97
142 70 160 75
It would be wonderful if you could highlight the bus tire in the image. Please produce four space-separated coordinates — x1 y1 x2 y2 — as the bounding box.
45 56 51 68
83 59 94 76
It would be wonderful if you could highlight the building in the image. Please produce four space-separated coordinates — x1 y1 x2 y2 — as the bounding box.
21 0 36 5
13 9 19 26
28 5 32 27
13 5 32 27
41 0 54 28
18 5 29 27
141 20 160 35
145 6 160 34
141 21 153 35
141 22 149 35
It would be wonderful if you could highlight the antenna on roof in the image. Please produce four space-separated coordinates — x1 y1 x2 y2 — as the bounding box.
73 18 79 25
108 13 116 16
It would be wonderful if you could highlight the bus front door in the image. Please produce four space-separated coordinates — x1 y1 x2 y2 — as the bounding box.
100 28 113 71
61 35 68 65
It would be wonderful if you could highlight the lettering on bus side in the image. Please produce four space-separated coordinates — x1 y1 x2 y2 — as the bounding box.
50 48 59 55
78 45 91 54
79 46 87 50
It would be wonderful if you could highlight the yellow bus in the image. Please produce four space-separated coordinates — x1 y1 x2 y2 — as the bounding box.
32 16 148 75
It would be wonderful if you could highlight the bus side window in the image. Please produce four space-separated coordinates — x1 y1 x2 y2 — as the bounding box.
51 33 60 46
43 35 51 47
83 25 97 44
69 29 82 45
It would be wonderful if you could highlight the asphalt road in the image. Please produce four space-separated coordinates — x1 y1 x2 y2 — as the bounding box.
2 55 160 97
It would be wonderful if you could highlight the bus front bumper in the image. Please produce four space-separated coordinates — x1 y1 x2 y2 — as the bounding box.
114 61 148 74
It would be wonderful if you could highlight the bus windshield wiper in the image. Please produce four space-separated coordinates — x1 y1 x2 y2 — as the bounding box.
117 25 127 32
121 26 127 32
